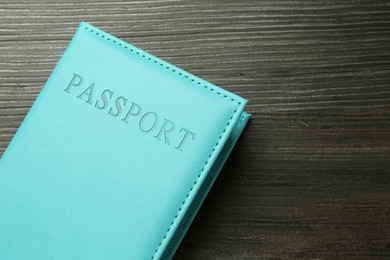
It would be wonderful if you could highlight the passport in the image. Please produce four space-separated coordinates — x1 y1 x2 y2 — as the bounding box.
0 22 250 259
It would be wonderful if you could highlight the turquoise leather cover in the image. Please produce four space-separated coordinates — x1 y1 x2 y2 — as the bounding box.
0 22 250 259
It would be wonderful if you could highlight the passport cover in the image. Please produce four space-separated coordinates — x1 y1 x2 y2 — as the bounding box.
0 22 250 259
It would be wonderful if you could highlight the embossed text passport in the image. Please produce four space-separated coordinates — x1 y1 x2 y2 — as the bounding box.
0 22 250 259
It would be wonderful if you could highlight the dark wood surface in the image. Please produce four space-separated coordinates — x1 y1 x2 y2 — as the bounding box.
1 0 389 259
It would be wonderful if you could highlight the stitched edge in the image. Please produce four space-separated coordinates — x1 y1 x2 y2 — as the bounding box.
79 23 241 105
78 23 242 259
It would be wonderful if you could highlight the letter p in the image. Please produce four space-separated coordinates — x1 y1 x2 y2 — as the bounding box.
64 73 83 93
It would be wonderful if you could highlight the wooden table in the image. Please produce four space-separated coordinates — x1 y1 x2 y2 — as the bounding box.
1 0 389 259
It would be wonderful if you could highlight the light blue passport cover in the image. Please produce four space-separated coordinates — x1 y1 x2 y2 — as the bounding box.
0 22 250 259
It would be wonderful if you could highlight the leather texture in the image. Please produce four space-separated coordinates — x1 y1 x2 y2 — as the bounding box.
0 22 250 260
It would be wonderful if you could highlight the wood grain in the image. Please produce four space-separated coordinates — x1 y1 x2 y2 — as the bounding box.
1 0 389 259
